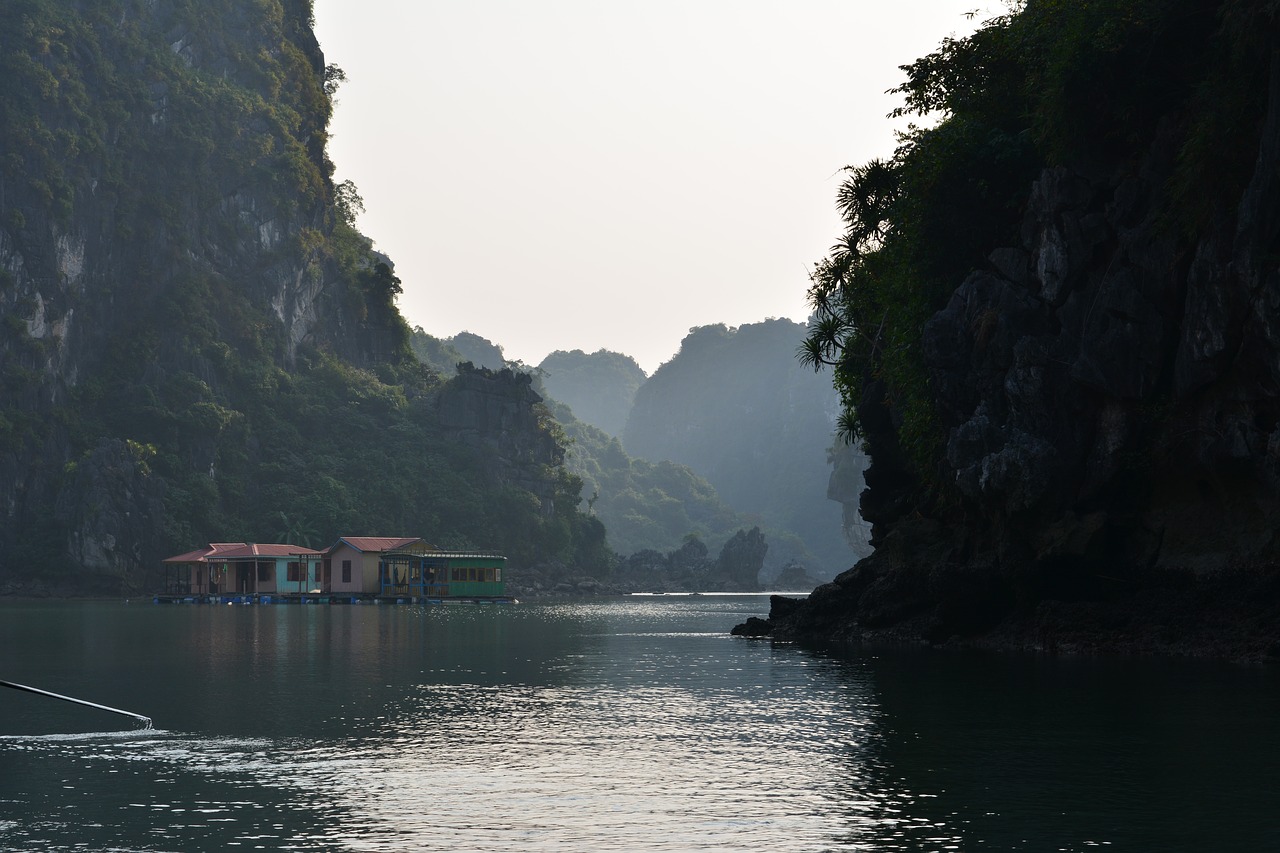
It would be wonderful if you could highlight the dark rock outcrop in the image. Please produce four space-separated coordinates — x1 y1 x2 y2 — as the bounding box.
55 439 167 594
436 364 563 516
712 526 767 591
730 616 773 637
772 36 1280 659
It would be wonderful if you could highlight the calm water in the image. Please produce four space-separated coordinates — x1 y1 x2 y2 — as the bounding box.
0 596 1277 852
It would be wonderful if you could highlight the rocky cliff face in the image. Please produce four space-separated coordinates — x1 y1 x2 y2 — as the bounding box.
930 94 1280 570
0 1 348 587
435 365 564 517
0 1 342 366
769 23 1280 658
0 2 596 591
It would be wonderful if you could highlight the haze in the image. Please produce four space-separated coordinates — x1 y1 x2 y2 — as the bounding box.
313 1 984 373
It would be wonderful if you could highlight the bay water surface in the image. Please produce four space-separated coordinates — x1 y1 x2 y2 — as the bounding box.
0 596 1277 851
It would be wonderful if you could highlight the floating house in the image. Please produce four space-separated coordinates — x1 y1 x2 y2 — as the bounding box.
161 543 324 597
325 536 506 599
160 537 507 603
326 537 425 596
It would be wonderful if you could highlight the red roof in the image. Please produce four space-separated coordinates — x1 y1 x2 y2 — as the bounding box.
219 543 323 559
162 543 246 564
333 537 423 553
162 543 322 563
162 548 220 564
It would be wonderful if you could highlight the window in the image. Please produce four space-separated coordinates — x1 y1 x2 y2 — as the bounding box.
342 560 352 583
257 562 271 582
287 562 301 582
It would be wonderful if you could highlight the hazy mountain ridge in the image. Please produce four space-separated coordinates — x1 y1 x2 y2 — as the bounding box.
407 328 851 586
537 348 646 438
545 397 745 556
623 319 867 577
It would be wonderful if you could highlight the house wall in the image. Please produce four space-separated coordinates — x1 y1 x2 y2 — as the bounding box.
228 559 276 594
444 557 506 597
184 563 210 594
172 552 319 595
272 558 320 594
361 552 380 593
327 543 372 594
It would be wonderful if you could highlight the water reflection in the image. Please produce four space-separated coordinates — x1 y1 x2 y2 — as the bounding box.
2 600 1277 851
1 599 889 851
826 649 1280 852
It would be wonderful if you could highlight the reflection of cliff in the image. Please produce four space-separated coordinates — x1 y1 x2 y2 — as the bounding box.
833 651 1279 851
163 606 596 735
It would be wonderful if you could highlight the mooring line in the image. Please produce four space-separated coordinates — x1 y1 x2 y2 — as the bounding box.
0 679 152 728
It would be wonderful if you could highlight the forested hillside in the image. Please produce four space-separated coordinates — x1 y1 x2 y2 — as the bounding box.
0 0 606 593
546 398 744 555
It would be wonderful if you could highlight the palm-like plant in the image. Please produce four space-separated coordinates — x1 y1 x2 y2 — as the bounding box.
275 512 319 547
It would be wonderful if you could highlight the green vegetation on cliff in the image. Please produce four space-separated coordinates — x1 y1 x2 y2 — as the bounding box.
408 327 465 376
547 397 744 559
0 0 605 592
408 328 508 375
801 0 1257 481
770 0 1280 655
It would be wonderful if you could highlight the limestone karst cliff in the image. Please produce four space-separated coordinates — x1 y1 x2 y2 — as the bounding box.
0 1 604 593
768 0 1280 656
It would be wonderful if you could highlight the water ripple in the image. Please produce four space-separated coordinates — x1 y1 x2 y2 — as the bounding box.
4 597 1276 851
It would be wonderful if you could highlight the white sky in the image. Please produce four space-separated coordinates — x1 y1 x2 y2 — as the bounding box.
312 1 985 374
